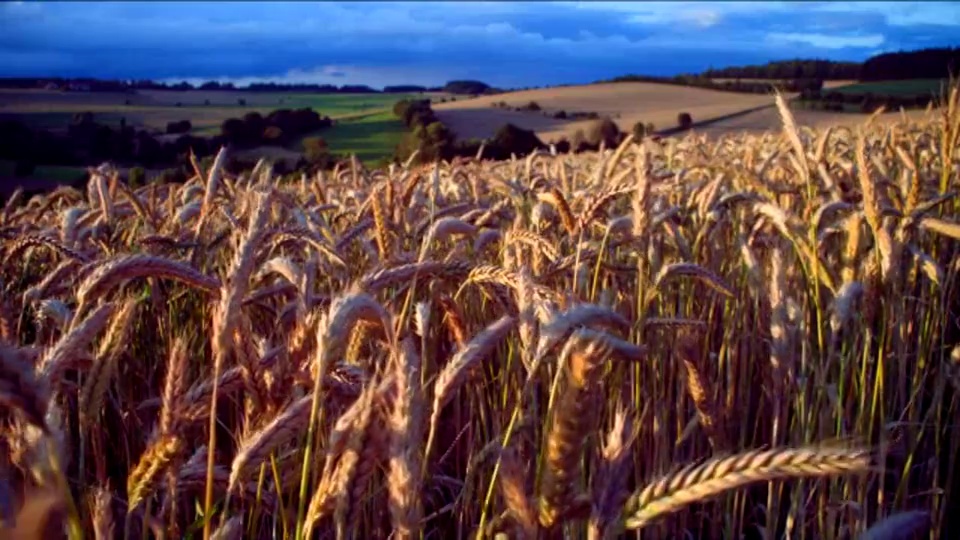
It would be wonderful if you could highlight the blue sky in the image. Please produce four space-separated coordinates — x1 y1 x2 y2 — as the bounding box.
2 1 959 89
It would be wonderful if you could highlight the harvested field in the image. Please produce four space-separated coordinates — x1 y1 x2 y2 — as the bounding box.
433 82 779 142
0 90 957 538
434 81 914 143
687 104 933 136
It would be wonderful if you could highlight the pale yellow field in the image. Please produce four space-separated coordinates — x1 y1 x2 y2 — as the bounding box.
687 105 935 137
434 81 929 143
433 82 788 142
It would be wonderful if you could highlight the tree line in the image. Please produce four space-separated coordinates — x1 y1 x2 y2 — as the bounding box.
699 47 960 82
0 77 503 96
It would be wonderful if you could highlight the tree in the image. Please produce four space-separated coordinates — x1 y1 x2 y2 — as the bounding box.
588 118 622 148
489 123 544 159
632 121 651 141
677 112 693 130
13 159 35 177
303 136 333 169
443 80 492 95
166 120 192 135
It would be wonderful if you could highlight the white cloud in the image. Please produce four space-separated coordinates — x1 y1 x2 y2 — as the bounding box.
766 32 885 49
810 2 960 27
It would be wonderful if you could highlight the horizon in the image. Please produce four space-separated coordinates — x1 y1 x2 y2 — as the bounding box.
3 1 960 90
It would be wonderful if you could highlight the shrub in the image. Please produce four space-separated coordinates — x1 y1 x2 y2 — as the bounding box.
553 110 568 119
520 101 542 112
165 120 192 135
588 118 622 148
571 129 588 152
489 123 543 159
303 136 333 169
128 166 146 188
263 126 285 143
13 160 35 177
677 112 693 130
632 121 650 141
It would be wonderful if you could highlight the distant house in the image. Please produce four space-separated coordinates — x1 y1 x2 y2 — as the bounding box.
43 82 60 91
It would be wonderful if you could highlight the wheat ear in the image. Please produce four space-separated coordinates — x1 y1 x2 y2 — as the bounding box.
623 445 871 530
537 328 617 528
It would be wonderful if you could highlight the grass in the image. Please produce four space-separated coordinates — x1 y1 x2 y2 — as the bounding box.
0 159 87 183
831 78 947 96
0 85 958 540
305 110 408 164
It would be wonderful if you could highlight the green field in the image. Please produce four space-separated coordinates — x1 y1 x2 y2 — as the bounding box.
312 110 409 163
832 78 947 96
0 160 87 191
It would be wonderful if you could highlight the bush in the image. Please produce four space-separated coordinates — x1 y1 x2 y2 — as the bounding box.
13 160 35 177
553 110 568 119
263 126 285 143
157 167 187 184
677 112 693 130
166 120 192 135
303 136 333 169
128 166 146 188
553 138 571 154
570 129 588 152
632 121 651 141
588 118 622 148
489 123 544 160
520 101 542 112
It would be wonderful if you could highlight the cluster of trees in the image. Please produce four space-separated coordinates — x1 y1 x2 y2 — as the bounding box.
701 59 862 80
860 48 960 81
219 108 332 148
1 104 339 185
391 98 543 163
442 80 501 95
699 47 960 82
0 113 212 175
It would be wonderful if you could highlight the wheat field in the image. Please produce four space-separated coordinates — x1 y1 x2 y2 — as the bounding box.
1 88 958 540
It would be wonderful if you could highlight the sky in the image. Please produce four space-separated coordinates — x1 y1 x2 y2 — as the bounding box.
2 1 960 89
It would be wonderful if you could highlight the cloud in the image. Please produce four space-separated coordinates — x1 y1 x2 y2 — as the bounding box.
766 32 886 50
1 1 958 88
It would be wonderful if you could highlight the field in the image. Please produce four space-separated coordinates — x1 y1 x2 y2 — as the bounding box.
1 90 957 538
830 78 947 96
0 89 434 132
710 78 858 89
433 81 894 143
0 89 434 172
682 104 932 136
